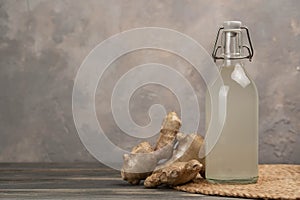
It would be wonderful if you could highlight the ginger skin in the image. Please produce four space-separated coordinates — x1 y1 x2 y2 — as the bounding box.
154 112 181 150
121 112 206 186
165 133 204 163
144 159 202 188
158 132 206 177
121 112 182 185
121 142 156 185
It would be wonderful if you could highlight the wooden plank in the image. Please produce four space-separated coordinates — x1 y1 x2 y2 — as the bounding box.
0 163 246 199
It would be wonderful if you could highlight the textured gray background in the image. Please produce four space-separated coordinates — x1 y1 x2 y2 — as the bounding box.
0 0 299 163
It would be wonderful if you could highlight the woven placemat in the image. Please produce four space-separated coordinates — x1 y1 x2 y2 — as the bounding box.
174 165 300 199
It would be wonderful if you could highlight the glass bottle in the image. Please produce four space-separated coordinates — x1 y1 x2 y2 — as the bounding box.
205 21 258 184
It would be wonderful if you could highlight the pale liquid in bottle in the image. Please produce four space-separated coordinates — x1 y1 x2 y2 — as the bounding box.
205 64 258 183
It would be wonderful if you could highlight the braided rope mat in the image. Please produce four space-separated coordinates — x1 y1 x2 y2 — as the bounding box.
174 165 300 199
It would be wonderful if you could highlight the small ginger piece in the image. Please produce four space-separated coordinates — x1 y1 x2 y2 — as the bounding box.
121 142 156 185
167 133 205 178
131 141 154 153
153 133 206 180
154 112 181 150
176 133 205 178
144 160 202 188
156 133 204 168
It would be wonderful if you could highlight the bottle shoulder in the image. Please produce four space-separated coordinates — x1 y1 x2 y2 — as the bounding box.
208 65 258 97
220 65 256 86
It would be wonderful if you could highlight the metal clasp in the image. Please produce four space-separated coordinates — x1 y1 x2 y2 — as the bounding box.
212 26 254 62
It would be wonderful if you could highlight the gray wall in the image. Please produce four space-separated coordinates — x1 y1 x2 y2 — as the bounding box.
0 0 299 163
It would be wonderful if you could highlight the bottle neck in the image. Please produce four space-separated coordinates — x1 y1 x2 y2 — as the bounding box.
221 59 243 68
222 31 242 59
221 30 244 68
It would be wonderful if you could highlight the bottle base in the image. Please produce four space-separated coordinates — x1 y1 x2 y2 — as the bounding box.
206 176 258 184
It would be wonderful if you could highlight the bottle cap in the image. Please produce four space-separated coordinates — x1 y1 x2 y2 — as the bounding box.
212 21 254 62
223 21 241 29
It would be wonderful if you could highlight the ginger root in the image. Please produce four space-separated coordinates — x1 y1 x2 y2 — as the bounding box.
121 111 206 186
154 112 181 150
121 112 182 185
121 142 156 185
176 133 205 178
167 133 204 163
144 159 202 188
158 132 205 177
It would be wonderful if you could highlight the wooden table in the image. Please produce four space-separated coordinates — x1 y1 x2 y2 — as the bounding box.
0 163 247 199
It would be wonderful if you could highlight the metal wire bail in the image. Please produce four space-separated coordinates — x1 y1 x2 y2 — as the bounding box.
212 26 254 62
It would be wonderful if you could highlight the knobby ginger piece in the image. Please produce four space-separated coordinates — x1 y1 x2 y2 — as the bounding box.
131 141 154 153
149 133 206 185
144 159 202 188
121 142 156 185
121 112 183 185
154 112 181 151
175 133 205 178
171 133 204 163
155 133 204 171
